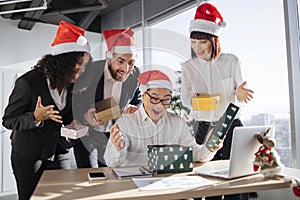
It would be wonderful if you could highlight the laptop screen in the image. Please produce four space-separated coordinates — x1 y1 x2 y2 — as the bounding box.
228 125 275 178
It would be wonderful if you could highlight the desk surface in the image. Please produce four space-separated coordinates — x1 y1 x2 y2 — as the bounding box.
31 160 297 200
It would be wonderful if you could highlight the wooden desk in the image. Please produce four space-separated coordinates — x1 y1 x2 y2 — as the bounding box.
31 160 297 200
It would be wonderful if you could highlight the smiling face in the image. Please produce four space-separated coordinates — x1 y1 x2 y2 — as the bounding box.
191 38 213 61
142 88 172 124
70 52 90 83
107 53 136 82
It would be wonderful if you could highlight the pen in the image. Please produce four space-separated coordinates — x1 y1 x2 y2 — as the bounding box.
139 167 146 175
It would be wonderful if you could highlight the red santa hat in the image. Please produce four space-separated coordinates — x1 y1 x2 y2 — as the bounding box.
103 28 136 59
137 70 173 93
51 21 91 56
189 3 226 36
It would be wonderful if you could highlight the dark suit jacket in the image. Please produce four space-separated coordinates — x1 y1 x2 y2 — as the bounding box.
72 60 142 124
2 69 73 160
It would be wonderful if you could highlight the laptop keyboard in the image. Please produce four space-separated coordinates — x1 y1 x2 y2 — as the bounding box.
213 169 229 176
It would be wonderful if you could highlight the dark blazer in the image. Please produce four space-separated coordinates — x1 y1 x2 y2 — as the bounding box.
2 69 73 160
72 60 142 123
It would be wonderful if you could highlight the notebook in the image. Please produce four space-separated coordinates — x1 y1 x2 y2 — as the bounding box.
112 166 153 179
194 125 275 179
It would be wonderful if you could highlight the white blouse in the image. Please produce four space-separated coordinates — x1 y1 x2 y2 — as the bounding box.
181 53 244 122
47 79 67 111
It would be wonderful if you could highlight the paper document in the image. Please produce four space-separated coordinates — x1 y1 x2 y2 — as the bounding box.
132 176 214 190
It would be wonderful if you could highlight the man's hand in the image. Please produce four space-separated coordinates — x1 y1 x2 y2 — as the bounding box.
84 108 103 127
123 104 139 114
109 124 124 151
204 128 224 152
236 81 254 103
33 96 62 123
209 140 224 152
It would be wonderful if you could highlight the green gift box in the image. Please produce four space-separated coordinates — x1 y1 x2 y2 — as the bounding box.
147 144 193 174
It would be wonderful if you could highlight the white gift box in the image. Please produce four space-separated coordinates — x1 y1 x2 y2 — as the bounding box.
61 124 88 139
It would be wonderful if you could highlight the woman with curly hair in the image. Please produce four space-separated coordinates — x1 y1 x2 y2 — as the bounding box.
2 21 91 200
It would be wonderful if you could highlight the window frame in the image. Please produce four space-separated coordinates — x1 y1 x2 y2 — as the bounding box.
283 0 300 168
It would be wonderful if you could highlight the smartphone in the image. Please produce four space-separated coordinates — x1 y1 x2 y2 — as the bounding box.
88 171 107 180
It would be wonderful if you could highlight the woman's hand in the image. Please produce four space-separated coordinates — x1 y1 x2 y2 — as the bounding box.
236 81 254 103
34 96 62 123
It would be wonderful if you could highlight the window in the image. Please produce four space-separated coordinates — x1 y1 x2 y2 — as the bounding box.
151 0 292 167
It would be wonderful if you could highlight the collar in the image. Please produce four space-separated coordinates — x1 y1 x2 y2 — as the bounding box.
140 105 149 122
139 104 167 124
46 79 67 96
104 62 115 82
193 52 222 64
194 57 211 65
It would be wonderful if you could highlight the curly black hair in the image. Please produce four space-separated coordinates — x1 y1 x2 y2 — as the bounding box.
34 52 85 92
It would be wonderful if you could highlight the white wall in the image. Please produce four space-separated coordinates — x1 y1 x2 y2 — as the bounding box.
0 62 33 195
0 18 102 67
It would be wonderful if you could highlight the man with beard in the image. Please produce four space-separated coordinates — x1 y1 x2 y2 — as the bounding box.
72 28 142 168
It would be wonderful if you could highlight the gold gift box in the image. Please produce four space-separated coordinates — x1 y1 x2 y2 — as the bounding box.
192 94 221 110
94 97 121 122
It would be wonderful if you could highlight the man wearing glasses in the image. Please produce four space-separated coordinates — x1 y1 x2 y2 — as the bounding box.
104 70 221 167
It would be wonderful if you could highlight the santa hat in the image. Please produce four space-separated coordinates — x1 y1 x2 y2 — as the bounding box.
137 70 173 93
51 21 91 55
189 3 226 36
103 28 136 58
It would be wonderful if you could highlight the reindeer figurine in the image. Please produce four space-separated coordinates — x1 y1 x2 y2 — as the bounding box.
253 127 283 177
253 127 300 197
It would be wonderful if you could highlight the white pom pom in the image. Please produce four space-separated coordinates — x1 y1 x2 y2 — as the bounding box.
77 36 87 46
219 21 227 28
105 51 112 59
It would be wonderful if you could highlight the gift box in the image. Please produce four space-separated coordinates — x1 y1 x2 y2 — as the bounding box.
94 97 121 122
148 144 193 174
61 124 88 139
192 94 221 110
205 103 239 150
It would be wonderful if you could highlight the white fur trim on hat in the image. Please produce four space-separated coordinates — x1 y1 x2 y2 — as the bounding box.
139 80 173 93
112 45 136 54
189 19 226 36
51 42 91 55
106 46 136 58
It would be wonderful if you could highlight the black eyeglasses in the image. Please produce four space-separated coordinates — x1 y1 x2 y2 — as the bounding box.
145 92 172 105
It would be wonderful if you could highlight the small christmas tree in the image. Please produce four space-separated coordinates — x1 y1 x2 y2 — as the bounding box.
169 71 196 135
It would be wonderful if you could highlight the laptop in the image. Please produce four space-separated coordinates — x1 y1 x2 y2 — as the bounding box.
194 125 275 179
